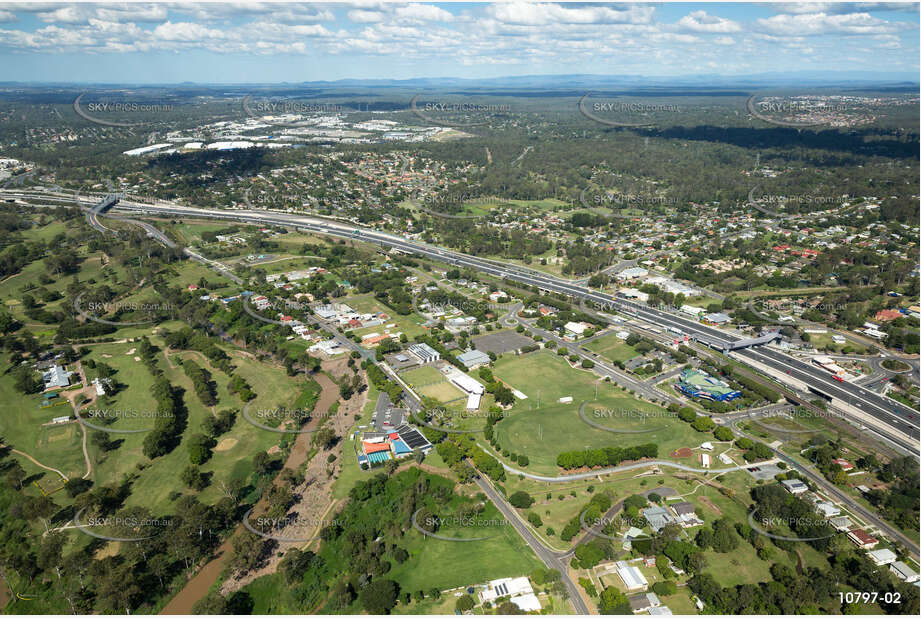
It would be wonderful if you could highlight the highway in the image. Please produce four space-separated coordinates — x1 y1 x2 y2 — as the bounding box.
8 189 918 455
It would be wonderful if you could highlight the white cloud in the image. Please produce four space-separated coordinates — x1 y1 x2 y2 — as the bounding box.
152 21 226 42
348 9 385 23
677 11 742 33
394 4 454 23
756 11 904 35
0 10 16 23
487 2 653 26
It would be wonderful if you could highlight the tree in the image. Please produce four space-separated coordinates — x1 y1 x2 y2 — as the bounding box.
509 491 534 509
360 579 399 614
598 585 630 614
713 426 734 441
455 594 475 612
187 433 214 465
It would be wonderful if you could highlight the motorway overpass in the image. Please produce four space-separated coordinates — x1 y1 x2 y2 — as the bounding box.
9 190 918 456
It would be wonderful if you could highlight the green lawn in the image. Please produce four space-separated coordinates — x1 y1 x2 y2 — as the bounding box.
583 334 638 364
0 354 89 480
346 292 429 339
388 501 543 593
490 352 701 474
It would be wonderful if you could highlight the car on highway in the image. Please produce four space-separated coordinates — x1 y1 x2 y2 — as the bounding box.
831 375 844 382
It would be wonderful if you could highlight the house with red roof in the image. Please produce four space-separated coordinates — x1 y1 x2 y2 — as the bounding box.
875 309 903 322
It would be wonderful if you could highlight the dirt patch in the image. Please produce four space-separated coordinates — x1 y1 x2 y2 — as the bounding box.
134 356 141 362
214 437 238 452
671 447 693 458
267 445 282 455
101 353 112 358
698 496 723 516
94 541 121 560
126 348 136 355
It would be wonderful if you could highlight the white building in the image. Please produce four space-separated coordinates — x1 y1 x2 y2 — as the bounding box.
478 577 541 612
815 502 841 518
781 479 808 494
616 561 648 591
407 343 440 364
867 548 897 566
448 372 485 411
617 267 649 280
564 321 588 337
890 561 919 583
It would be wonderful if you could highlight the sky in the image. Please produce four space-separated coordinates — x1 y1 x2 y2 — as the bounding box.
0 1 917 83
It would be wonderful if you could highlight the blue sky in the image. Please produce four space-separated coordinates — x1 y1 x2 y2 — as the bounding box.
0 2 917 83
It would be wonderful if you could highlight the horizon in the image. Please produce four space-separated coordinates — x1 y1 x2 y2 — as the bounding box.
0 1 918 83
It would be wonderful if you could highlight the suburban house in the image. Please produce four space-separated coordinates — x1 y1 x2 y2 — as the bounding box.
670 502 703 527
628 592 661 614
847 528 879 550
890 561 920 583
867 548 897 566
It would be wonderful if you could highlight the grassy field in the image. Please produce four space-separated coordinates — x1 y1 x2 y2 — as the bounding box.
388 501 543 593
0 354 89 479
346 292 429 339
403 366 467 404
490 352 702 475
582 334 639 363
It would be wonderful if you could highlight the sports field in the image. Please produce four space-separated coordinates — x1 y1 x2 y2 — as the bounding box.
582 333 638 363
490 352 702 474
403 366 466 404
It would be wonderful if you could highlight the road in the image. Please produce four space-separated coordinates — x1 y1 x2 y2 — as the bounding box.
12 189 919 451
472 470 591 614
498 303 684 407
728 416 920 561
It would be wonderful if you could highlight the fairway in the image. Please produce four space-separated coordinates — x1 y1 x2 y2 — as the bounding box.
491 352 701 474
